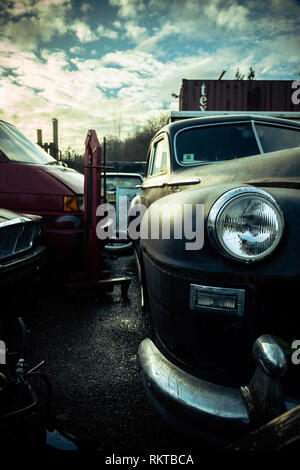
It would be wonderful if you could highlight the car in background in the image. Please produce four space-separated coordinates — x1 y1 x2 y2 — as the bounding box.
104 172 143 252
0 120 84 272
133 114 300 443
0 209 46 287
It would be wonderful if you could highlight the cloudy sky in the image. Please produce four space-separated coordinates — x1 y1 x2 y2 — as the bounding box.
0 0 299 152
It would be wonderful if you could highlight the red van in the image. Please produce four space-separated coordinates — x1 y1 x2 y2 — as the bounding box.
0 120 84 271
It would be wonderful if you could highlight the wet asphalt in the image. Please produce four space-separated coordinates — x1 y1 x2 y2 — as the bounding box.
7 250 200 454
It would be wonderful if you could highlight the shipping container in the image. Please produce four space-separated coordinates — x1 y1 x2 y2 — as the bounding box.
179 79 300 112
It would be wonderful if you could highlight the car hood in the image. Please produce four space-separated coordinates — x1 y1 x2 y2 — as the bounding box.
42 165 84 194
171 146 300 189
0 208 41 224
0 208 23 224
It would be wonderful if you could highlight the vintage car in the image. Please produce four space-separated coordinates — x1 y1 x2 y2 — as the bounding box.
132 114 300 444
0 208 46 288
0 120 84 271
103 172 143 252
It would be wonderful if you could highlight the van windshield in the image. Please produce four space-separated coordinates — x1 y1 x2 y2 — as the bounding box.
0 121 56 165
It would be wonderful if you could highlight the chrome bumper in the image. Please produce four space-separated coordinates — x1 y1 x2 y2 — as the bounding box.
138 338 250 440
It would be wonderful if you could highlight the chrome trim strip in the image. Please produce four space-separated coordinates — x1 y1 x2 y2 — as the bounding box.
253 120 300 131
141 182 166 189
167 177 200 187
171 111 300 119
251 120 264 154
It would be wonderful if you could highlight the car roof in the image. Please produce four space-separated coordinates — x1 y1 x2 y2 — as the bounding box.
155 114 300 140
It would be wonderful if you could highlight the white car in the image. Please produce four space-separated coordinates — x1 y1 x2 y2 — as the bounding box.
103 172 144 252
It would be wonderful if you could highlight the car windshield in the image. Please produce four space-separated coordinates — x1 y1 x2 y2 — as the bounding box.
0 121 56 165
106 175 142 192
255 123 300 152
175 123 260 165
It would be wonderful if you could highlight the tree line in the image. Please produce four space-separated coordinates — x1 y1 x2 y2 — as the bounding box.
62 113 169 172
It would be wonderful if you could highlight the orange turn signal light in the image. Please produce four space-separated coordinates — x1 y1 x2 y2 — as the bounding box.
63 196 79 212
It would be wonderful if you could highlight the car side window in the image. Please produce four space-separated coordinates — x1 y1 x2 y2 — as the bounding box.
150 138 168 176
255 124 300 153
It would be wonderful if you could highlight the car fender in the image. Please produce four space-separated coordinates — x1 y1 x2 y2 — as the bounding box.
140 183 300 280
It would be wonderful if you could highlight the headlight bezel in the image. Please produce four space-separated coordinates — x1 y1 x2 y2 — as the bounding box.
207 186 285 263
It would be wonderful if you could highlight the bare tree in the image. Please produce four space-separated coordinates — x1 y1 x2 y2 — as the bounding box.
107 113 169 162
235 67 256 80
61 113 170 167
112 112 123 139
235 68 245 80
247 67 256 80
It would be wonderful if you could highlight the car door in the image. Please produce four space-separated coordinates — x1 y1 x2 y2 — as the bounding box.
141 134 170 208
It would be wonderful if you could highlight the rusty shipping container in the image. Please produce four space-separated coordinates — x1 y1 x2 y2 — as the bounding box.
179 79 299 112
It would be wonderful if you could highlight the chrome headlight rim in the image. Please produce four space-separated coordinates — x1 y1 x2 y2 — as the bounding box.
207 186 284 263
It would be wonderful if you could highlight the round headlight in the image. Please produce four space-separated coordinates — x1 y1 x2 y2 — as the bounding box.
208 187 284 262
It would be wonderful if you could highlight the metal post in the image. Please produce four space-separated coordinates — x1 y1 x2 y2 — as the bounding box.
37 129 43 147
83 130 102 279
52 118 58 159
103 136 107 201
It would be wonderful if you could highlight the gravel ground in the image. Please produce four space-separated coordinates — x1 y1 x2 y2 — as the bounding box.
4 250 203 455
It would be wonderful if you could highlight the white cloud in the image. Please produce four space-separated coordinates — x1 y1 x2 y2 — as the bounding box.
0 0 71 50
0 0 118 50
96 25 118 40
113 20 122 29
125 22 147 41
109 0 146 18
80 2 93 13
71 20 96 43
0 46 163 149
0 33 298 152
215 4 248 29
135 23 180 52
69 46 85 55
101 50 163 76
0 0 298 152
71 21 119 44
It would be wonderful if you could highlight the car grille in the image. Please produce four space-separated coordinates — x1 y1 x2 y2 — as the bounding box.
0 219 37 261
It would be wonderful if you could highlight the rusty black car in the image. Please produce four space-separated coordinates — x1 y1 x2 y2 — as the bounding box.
132 114 300 444
0 209 46 288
